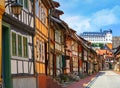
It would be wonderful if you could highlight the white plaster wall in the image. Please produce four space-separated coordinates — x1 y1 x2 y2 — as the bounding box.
12 77 36 88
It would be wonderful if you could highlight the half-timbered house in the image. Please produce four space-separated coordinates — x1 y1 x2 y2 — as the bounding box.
51 9 65 76
2 0 36 88
34 0 53 88
70 29 79 75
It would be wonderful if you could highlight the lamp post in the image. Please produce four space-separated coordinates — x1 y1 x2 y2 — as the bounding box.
5 0 22 16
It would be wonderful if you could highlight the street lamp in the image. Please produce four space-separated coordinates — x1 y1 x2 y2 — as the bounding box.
5 0 23 16
11 3 22 15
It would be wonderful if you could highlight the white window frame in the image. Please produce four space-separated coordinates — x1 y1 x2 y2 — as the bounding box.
11 30 29 60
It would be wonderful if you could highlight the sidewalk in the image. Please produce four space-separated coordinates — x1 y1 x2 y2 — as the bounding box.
63 73 97 88
113 70 120 74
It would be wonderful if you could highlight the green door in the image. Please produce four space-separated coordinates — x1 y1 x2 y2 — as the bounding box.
2 23 11 88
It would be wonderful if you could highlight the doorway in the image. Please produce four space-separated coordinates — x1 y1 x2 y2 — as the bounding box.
2 23 11 88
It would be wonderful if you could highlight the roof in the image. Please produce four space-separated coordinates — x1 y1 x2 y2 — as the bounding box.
80 32 106 37
70 28 76 33
50 16 62 23
53 9 64 15
52 1 60 8
114 45 120 56
80 29 112 37
106 43 112 50
96 49 112 55
50 16 70 32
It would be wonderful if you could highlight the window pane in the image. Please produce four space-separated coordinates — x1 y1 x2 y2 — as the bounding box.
18 35 22 57
36 0 39 17
39 42 42 62
18 0 23 5
24 0 28 9
36 40 39 60
12 32 17 56
23 37 28 57
42 43 45 63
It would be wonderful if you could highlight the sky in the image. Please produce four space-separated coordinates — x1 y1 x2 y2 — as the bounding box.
55 0 120 36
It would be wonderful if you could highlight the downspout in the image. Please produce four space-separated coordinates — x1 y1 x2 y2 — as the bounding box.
33 0 36 77
33 0 38 88
54 28 56 77
48 9 51 75
64 30 67 74
82 45 84 75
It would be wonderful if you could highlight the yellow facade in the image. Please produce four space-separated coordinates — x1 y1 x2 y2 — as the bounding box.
34 0 49 74
0 0 5 82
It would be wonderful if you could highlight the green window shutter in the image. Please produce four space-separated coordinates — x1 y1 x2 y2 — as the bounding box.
24 0 28 9
12 32 17 56
62 55 66 68
23 37 28 58
19 0 23 5
18 35 22 57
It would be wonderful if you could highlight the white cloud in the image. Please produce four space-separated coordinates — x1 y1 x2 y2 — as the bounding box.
60 5 120 35
91 8 119 26
61 15 92 34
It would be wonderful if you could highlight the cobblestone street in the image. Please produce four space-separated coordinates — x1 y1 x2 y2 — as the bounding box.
63 73 97 88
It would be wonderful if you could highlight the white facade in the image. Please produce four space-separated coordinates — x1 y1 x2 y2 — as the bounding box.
80 29 112 44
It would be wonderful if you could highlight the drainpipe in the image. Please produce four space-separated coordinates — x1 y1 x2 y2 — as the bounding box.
48 9 51 75
64 30 67 74
33 0 38 88
53 28 56 77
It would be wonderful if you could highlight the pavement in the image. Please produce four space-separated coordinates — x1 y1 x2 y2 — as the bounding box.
86 71 120 88
114 70 120 74
63 73 97 88
63 70 120 88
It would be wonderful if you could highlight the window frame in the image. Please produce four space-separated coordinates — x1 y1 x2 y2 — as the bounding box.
11 31 29 59
35 1 47 25
18 0 28 10
23 36 28 58
11 32 17 56
36 39 45 63
18 34 22 57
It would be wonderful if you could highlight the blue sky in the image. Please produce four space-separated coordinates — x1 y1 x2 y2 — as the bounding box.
55 0 120 36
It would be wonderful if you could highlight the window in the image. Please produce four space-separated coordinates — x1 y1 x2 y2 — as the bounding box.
36 40 45 63
41 6 47 24
42 43 45 62
18 35 22 57
19 0 23 5
39 42 42 61
36 40 45 74
38 5 41 20
55 30 61 43
12 32 17 56
36 40 39 60
36 0 39 17
24 0 28 9
18 0 28 9
42 8 47 24
11 31 28 58
35 1 47 25
23 37 28 57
